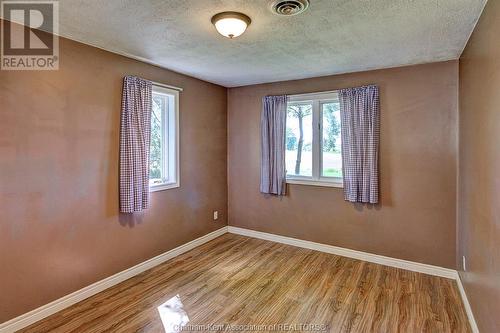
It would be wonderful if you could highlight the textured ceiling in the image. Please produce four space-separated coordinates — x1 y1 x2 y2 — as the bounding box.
54 0 486 87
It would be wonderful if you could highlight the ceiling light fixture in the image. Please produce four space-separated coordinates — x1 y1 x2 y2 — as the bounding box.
211 12 251 39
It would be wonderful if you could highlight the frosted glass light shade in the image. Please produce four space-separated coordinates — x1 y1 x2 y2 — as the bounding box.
211 12 251 39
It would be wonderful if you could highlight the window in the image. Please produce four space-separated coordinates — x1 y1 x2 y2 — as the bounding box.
285 91 342 187
150 85 179 191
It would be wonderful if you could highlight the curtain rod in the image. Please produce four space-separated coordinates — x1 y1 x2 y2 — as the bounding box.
151 80 183 92
287 84 377 97
287 89 339 97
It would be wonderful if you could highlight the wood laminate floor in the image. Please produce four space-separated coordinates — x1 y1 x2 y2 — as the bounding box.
19 234 471 333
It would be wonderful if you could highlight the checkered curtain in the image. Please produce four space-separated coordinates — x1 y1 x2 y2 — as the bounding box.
119 76 152 213
339 85 380 204
260 95 288 196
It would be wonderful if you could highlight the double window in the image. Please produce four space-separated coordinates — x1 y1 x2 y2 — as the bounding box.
149 85 179 191
285 92 343 187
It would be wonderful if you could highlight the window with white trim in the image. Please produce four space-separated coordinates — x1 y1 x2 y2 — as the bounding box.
285 91 343 187
149 85 179 191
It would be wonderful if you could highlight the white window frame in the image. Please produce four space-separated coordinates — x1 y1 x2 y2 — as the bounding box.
286 91 343 188
150 85 180 192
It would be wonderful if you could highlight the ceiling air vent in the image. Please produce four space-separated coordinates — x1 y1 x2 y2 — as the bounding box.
270 0 310 16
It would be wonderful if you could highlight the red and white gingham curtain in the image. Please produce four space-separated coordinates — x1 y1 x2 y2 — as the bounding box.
339 85 380 204
119 76 152 213
260 95 287 196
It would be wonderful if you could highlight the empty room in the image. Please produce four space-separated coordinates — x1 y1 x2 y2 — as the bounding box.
0 0 498 332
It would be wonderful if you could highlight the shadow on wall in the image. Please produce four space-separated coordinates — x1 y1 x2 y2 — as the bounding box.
119 212 145 228
102 78 122 219
261 186 384 212
353 202 382 212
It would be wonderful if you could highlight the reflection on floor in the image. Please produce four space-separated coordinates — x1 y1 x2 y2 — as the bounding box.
157 295 189 333
19 233 471 332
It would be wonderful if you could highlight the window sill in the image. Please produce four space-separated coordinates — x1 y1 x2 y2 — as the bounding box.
286 179 343 188
150 182 180 192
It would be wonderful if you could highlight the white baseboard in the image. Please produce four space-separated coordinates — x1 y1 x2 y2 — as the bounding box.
228 226 457 279
455 273 480 333
0 227 228 333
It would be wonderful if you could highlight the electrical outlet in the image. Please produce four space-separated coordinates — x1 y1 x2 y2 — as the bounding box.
213 211 218 221
462 256 467 271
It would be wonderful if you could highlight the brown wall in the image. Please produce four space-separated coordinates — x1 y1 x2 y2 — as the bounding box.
0 36 227 322
228 61 458 269
458 0 500 331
